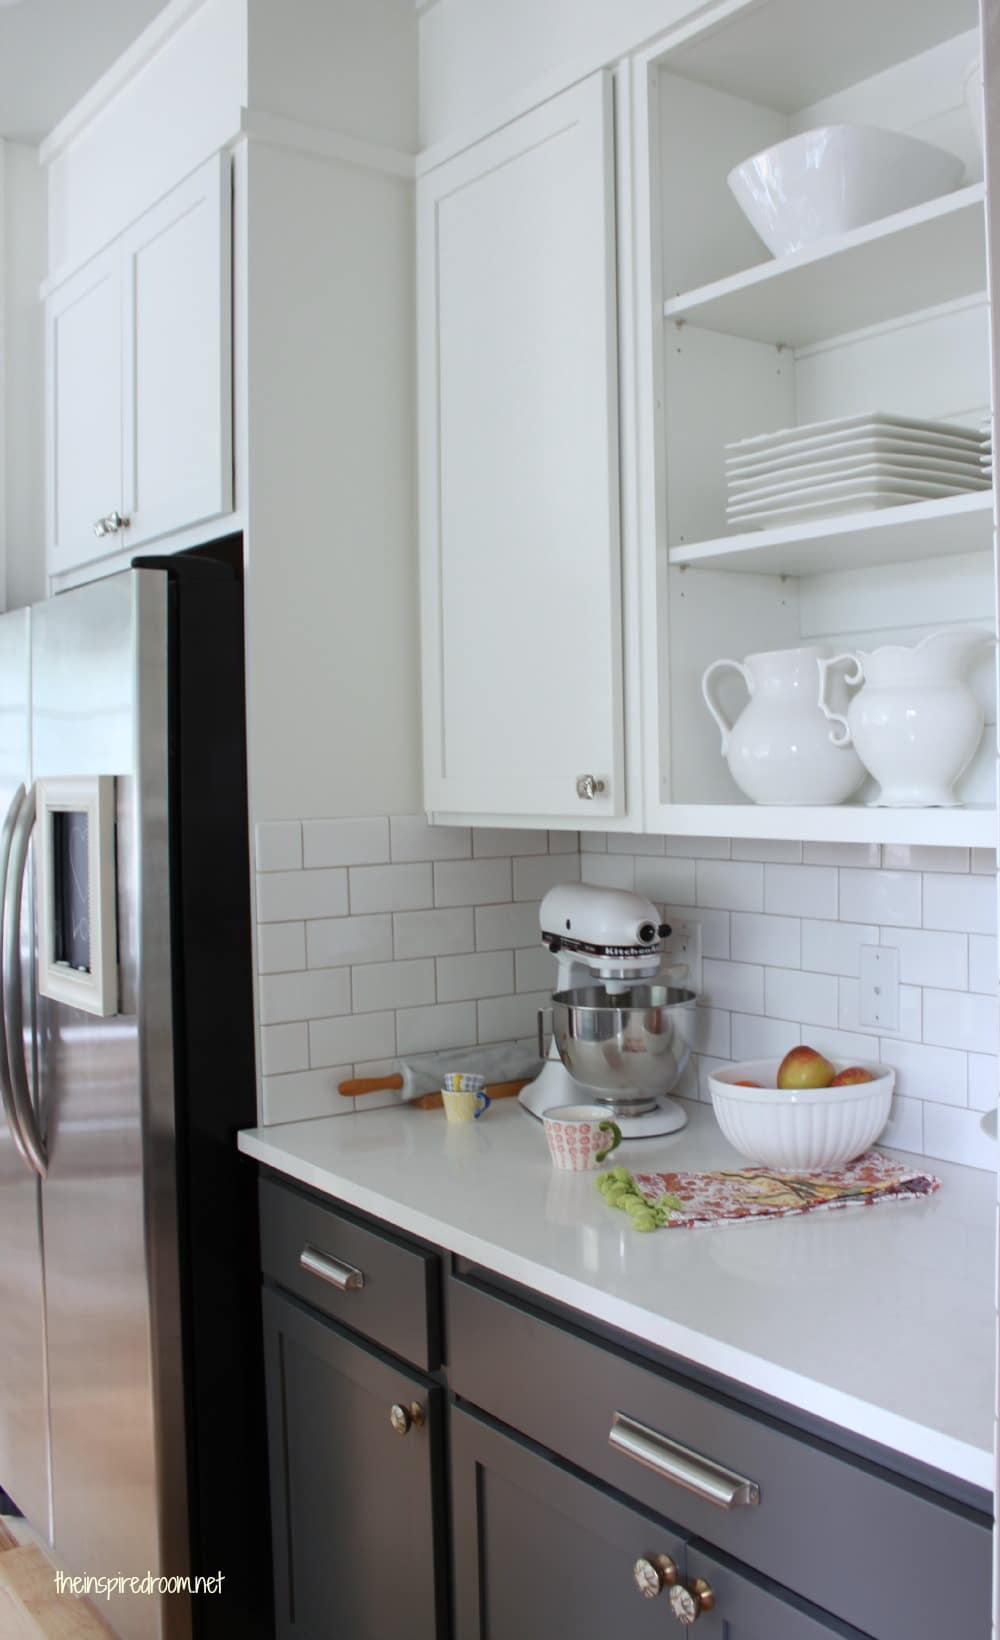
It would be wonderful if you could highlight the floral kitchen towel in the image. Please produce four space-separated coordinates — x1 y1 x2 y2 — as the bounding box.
596 1152 940 1232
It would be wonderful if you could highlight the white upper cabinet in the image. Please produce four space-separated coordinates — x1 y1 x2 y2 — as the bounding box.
46 246 123 574
121 153 232 551
46 153 232 579
418 72 625 820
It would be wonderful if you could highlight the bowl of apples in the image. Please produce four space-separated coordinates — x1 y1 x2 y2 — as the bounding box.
707 1047 894 1171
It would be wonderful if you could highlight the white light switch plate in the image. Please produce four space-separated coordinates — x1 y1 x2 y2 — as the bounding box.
661 919 702 995
859 944 899 1032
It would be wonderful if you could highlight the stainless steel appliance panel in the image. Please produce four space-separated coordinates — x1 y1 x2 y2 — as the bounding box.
0 608 49 1536
32 574 181 1640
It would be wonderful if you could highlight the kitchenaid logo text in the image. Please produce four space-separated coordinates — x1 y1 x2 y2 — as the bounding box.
54 1569 225 1599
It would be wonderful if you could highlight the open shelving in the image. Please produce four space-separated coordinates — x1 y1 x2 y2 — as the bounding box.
662 185 986 348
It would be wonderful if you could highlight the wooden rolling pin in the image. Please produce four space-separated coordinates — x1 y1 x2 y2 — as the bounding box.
337 1075 528 1111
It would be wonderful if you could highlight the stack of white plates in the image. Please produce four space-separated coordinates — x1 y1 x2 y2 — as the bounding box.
726 413 989 530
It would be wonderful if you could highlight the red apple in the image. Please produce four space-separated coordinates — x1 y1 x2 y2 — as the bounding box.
733 1079 760 1087
830 1065 875 1087
777 1045 834 1091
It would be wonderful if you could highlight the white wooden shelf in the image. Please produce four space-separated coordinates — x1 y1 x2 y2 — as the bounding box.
651 803 997 848
662 185 986 347
668 489 994 577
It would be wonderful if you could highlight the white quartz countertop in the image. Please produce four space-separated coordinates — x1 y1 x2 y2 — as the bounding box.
239 1099 996 1492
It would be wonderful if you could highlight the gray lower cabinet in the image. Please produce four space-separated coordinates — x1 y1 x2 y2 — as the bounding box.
451 1406 866 1640
262 1285 446 1640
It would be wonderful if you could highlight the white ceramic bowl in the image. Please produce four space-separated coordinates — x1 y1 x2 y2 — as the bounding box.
728 125 965 258
707 1058 895 1171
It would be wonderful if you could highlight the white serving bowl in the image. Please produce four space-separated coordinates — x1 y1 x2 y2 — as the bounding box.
728 125 965 258
707 1058 895 1171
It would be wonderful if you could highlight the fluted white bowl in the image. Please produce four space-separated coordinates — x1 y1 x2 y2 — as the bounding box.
728 125 965 258
708 1058 894 1171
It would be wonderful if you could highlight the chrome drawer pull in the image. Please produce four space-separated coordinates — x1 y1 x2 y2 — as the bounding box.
609 1412 760 1511
299 1244 365 1291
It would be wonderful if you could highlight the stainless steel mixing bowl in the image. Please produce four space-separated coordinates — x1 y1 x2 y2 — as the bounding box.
552 983 697 1118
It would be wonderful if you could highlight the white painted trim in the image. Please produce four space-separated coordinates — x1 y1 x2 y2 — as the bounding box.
240 108 416 180
39 0 209 164
47 510 247 597
0 140 7 615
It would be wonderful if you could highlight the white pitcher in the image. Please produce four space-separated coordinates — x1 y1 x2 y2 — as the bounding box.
817 628 995 807
702 646 865 805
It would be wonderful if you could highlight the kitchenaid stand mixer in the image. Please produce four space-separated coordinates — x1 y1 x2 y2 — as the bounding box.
519 883 696 1139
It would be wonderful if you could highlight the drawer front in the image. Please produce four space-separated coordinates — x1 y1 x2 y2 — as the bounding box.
259 1176 440 1369
452 1407 858 1640
449 1274 990 1640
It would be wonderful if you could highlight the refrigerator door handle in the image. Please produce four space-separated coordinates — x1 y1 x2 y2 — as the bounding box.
3 785 46 1178
0 784 34 1173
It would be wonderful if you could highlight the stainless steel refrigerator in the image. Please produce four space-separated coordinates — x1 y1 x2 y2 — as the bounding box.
0 545 270 1639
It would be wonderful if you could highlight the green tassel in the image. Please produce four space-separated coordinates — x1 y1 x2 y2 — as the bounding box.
596 1168 682 1230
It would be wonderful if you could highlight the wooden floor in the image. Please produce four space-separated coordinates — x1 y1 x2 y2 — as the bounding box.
0 1520 117 1638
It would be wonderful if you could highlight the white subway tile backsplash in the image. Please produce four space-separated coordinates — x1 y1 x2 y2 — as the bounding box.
731 911 799 968
968 1053 997 1113
436 858 512 907
260 968 351 1026
887 1039 966 1106
254 810 996 1173
922 1103 996 1171
580 854 635 891
608 831 663 855
304 816 389 868
390 815 471 862
478 991 549 1044
924 989 999 1054
765 864 837 919
701 958 764 1015
255 820 303 873
635 857 697 906
260 1022 310 1076
473 827 547 857
731 1013 800 1060
969 935 997 995
767 967 838 1027
697 860 762 912
257 868 348 923
840 868 921 928
800 918 877 977
397 1002 476 1056
513 853 579 902
350 863 433 915
515 945 557 992
352 959 436 1014
886 928 968 991
311 1011 396 1068
257 921 306 974
261 1066 352 1124
923 872 996 935
803 841 879 867
307 915 393 969
437 951 513 1003
394 907 475 959
475 902 540 951
733 839 802 862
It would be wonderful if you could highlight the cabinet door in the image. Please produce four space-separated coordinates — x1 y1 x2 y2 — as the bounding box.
418 72 624 818
121 152 232 549
46 245 123 576
263 1287 446 1640
451 1408 860 1640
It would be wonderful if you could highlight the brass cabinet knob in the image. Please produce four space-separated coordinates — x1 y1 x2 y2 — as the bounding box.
389 1401 426 1436
633 1554 679 1598
669 1578 715 1625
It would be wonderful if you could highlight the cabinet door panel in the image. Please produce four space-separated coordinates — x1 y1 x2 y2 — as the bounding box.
452 1408 860 1640
46 246 123 576
418 72 624 818
122 152 232 548
263 1287 445 1640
